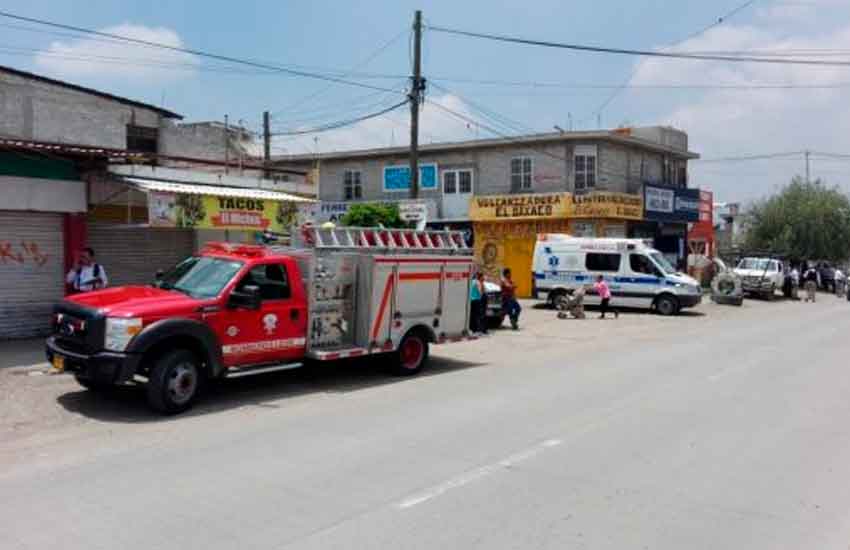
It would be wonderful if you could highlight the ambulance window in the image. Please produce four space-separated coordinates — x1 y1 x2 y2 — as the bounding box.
630 254 658 276
586 253 621 272
238 263 291 300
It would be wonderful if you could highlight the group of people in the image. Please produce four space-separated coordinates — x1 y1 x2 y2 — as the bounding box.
470 270 618 334
469 268 522 334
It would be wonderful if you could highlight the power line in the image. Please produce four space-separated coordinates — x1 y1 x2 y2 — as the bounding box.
271 29 408 117
587 0 757 127
694 152 804 162
269 99 408 136
426 24 850 67
0 10 405 93
430 76 850 91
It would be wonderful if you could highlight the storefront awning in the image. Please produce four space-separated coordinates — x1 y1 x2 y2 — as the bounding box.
121 177 314 203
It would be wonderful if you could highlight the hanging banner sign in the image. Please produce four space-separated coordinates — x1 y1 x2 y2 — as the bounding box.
644 185 700 223
149 194 296 232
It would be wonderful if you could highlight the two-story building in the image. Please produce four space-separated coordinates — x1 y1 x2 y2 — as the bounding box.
275 126 699 296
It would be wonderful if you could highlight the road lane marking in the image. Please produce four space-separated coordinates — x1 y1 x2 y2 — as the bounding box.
397 438 562 510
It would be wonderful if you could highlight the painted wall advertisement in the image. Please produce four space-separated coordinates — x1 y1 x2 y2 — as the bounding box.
469 192 570 221
644 185 701 223
147 192 297 232
383 164 438 192
469 191 643 222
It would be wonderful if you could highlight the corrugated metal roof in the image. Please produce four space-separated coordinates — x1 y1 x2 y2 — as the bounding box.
121 177 314 202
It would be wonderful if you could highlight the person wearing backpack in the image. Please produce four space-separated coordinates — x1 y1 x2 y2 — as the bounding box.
66 247 108 293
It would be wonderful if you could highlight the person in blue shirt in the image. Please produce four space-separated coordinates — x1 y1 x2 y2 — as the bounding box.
469 271 484 333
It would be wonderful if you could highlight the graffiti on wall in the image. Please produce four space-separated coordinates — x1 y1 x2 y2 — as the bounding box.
0 241 50 267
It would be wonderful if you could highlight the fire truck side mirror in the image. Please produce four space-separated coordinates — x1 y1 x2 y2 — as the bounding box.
229 285 262 310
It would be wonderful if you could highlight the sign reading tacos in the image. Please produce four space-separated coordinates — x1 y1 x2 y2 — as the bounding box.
149 193 296 232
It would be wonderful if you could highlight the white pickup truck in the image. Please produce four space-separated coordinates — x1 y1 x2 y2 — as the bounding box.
733 257 786 300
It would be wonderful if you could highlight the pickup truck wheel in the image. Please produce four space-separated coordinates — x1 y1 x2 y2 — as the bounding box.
146 349 201 415
394 332 429 376
655 294 679 316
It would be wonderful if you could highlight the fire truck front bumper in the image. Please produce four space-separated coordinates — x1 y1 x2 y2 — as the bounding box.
46 336 141 385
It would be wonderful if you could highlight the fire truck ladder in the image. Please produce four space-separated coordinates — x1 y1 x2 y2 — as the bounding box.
301 226 471 255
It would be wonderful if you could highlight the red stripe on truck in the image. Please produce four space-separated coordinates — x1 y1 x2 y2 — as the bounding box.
371 276 394 341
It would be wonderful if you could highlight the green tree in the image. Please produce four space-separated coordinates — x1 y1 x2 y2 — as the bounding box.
744 177 850 262
340 203 407 228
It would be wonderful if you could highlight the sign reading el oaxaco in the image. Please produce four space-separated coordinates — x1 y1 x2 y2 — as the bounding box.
471 191 644 298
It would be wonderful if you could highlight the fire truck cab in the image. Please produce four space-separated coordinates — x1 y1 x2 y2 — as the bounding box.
46 226 478 414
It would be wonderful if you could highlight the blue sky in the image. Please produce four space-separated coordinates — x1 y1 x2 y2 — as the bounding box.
3 0 850 202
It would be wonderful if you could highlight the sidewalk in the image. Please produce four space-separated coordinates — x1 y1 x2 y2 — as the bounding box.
0 338 46 370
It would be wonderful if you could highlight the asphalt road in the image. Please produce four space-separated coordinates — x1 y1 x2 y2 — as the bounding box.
2 296 850 549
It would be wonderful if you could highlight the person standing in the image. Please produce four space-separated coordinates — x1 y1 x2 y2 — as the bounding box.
803 266 818 303
66 247 108 293
501 268 521 330
469 271 484 333
475 272 489 334
593 275 619 319
789 265 800 301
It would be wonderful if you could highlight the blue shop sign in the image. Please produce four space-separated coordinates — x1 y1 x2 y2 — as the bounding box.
644 185 700 223
383 164 438 192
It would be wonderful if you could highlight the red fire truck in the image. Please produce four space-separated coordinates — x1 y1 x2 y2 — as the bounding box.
46 226 479 414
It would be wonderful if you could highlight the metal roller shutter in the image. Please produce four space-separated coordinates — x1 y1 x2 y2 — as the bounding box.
88 224 195 287
0 211 65 339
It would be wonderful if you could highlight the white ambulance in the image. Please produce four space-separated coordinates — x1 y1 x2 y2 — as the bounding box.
531 234 702 315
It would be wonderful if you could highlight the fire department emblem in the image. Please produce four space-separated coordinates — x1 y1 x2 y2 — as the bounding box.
262 314 278 335
226 325 239 337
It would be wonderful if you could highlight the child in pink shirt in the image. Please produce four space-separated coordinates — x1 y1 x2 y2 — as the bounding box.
593 275 618 319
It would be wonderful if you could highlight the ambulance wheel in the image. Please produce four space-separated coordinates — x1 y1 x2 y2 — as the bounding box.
146 349 201 415
548 290 567 309
654 294 680 316
394 331 429 376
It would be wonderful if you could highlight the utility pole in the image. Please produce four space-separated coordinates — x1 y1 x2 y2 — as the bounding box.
409 10 424 200
805 149 811 184
224 114 230 175
263 111 271 178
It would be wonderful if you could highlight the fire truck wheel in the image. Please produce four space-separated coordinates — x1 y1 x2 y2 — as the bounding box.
74 375 113 392
395 331 429 375
146 349 202 414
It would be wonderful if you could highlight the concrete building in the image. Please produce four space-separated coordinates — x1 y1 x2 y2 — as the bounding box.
274 126 700 296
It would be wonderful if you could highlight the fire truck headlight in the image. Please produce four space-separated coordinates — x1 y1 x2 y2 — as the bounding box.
105 317 143 352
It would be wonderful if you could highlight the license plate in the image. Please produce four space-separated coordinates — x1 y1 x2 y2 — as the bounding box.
52 355 65 372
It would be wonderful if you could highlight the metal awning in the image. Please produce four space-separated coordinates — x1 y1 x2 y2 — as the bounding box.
121 177 314 203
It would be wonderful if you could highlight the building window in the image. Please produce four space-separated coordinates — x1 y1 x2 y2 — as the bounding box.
343 170 362 200
677 164 687 188
574 145 597 190
443 169 473 194
126 125 158 153
511 157 533 191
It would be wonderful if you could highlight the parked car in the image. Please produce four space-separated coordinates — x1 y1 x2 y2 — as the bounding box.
818 262 836 292
733 257 785 300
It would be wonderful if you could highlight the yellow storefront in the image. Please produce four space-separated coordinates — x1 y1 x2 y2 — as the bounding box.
471 191 643 298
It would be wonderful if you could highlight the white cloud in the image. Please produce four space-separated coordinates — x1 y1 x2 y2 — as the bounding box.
274 94 483 154
34 24 199 82
629 5 850 202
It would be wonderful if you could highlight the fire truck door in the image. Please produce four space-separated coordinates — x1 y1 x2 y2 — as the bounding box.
219 262 307 366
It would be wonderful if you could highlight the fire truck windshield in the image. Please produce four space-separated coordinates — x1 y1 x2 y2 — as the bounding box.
157 256 244 299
